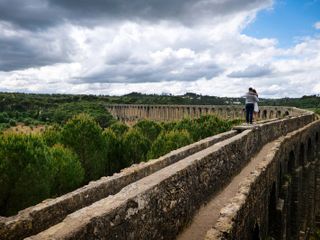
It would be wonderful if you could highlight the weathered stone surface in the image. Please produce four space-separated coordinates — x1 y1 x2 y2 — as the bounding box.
206 119 320 240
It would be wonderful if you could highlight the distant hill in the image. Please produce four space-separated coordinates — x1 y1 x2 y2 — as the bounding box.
0 91 319 109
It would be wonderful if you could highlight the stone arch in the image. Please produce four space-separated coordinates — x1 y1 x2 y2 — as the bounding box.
146 106 150 118
299 143 305 166
316 132 319 143
288 151 295 173
225 108 230 118
185 107 190 117
268 182 277 238
251 223 261 240
269 110 274 119
284 111 290 117
262 110 267 119
276 110 282 118
242 108 246 119
307 137 313 162
278 162 283 195
182 107 187 118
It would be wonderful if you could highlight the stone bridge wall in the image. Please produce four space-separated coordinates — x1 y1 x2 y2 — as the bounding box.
26 113 317 240
206 119 320 240
106 104 304 124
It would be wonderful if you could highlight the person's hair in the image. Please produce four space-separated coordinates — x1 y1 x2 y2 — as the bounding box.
249 87 253 91
251 88 258 96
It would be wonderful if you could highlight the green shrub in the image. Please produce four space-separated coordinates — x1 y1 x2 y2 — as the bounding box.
23 118 34 126
43 101 115 128
61 113 107 182
133 120 162 142
169 115 238 141
9 119 17 127
147 130 192 159
50 144 84 195
161 121 177 132
0 133 87 216
0 123 10 131
0 112 9 123
103 129 123 174
122 128 151 165
109 122 129 137
0 133 54 216
42 125 62 147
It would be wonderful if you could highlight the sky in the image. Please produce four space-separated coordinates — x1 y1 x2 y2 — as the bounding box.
0 0 319 98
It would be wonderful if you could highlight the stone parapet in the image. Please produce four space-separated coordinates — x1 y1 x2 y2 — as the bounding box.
25 112 315 239
206 120 320 239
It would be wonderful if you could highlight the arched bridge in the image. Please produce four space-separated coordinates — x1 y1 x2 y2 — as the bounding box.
0 106 319 240
105 104 305 124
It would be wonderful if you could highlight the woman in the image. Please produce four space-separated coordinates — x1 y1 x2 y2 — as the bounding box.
252 89 259 117
242 87 259 124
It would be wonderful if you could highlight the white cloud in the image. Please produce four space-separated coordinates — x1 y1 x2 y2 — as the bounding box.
314 21 320 30
0 0 320 98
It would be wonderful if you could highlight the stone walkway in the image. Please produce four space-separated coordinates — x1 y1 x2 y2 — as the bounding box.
176 140 278 240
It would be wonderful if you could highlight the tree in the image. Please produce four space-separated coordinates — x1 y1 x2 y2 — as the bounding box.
171 115 237 141
0 133 54 216
147 130 192 159
103 129 123 174
133 120 162 142
42 124 62 147
61 113 107 182
122 128 151 165
109 122 129 137
50 144 84 195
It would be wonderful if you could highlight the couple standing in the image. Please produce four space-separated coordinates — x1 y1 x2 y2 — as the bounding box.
243 87 259 124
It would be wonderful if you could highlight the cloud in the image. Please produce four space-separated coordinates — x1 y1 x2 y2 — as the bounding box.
0 0 60 29
228 65 273 78
0 0 320 98
315 21 320 30
0 22 77 71
77 47 223 84
0 0 272 29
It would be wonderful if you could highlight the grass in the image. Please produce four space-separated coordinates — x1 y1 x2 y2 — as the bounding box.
4 124 48 134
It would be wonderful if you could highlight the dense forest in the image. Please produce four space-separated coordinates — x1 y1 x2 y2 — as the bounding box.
0 91 319 216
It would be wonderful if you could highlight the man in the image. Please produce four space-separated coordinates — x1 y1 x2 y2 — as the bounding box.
243 88 259 124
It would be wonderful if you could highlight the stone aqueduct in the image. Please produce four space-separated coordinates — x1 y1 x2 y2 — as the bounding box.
0 104 319 240
105 104 304 124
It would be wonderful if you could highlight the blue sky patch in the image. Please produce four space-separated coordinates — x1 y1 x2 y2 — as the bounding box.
244 0 320 48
